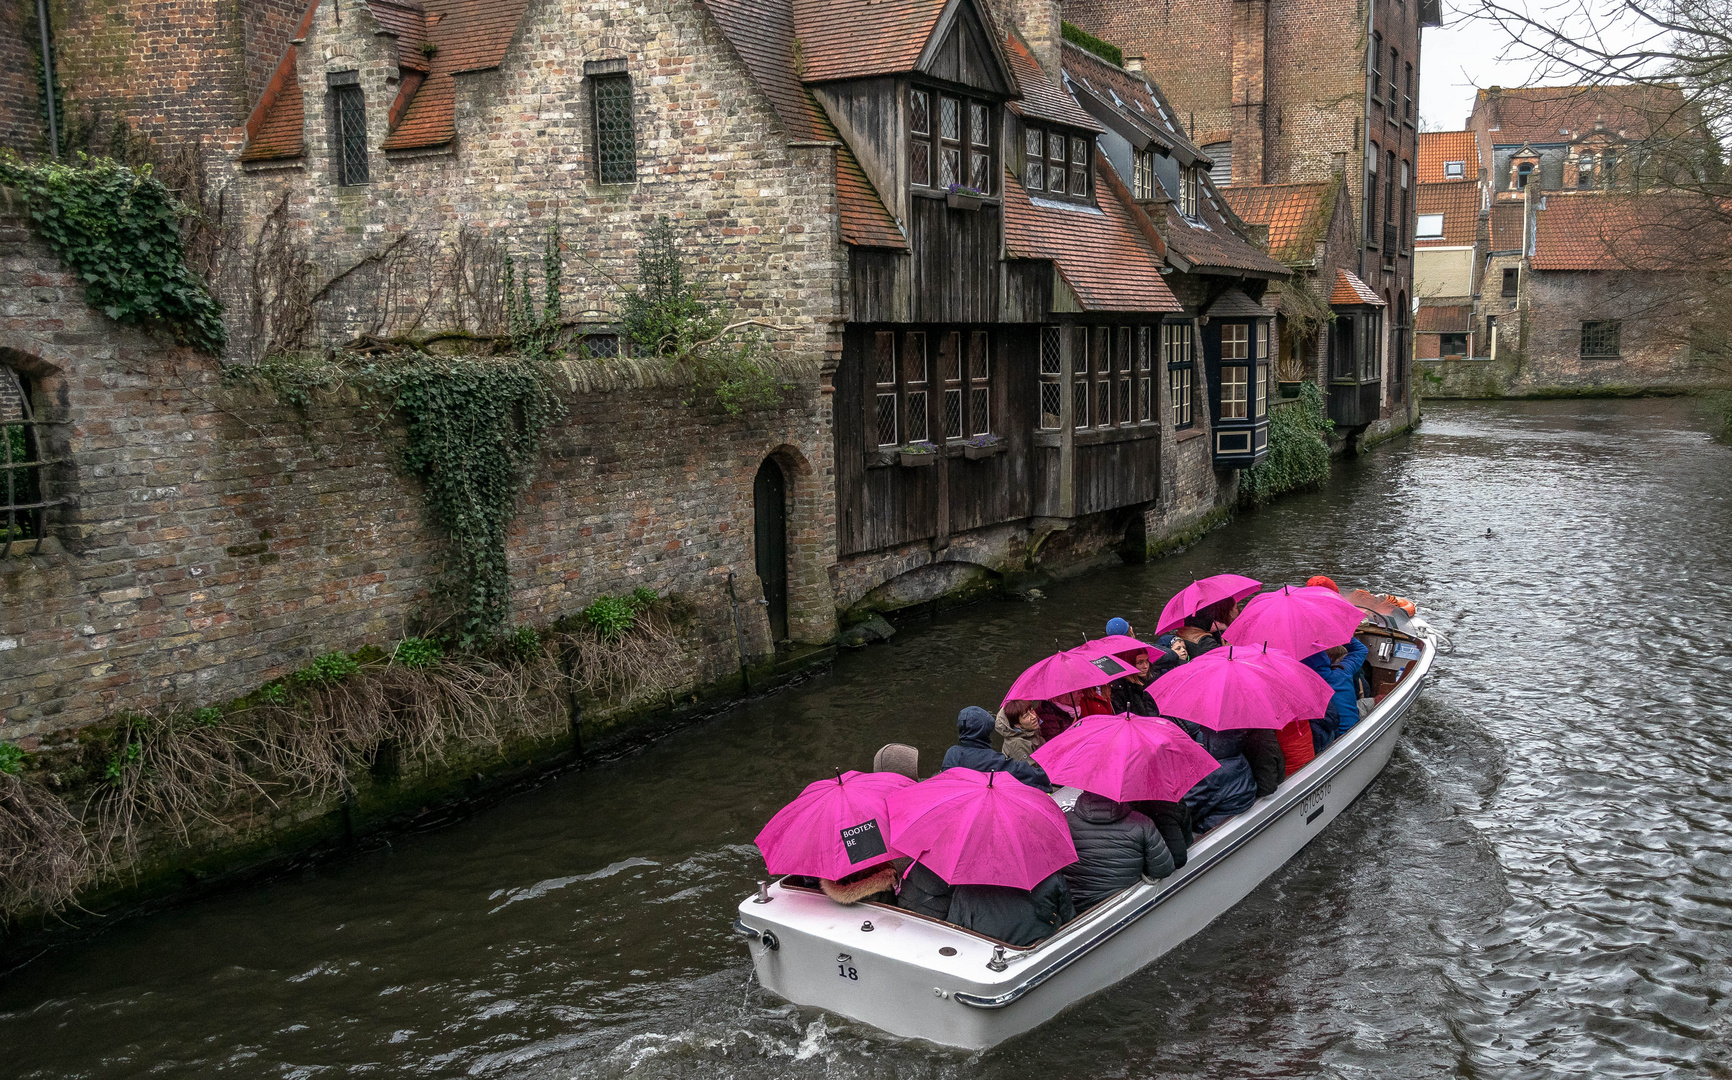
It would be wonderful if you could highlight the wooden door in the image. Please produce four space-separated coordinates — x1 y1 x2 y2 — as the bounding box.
753 458 789 642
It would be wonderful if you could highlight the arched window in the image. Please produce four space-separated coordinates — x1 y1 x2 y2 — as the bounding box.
1 365 51 556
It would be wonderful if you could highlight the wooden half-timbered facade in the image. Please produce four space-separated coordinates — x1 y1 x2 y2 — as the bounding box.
707 0 1288 611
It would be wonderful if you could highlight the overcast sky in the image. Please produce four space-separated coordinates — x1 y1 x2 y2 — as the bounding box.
1419 3 1546 131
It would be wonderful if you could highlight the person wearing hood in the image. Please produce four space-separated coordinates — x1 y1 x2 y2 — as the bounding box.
895 860 954 921
1174 718 1259 832
947 871 1075 947
1062 791 1175 909
942 706 1053 790
1302 638 1369 745
1173 597 1240 658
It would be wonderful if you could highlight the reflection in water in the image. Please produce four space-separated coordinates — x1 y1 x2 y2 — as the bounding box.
4 399 1731 1078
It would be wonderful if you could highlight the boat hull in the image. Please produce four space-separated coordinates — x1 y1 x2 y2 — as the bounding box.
735 632 1435 1050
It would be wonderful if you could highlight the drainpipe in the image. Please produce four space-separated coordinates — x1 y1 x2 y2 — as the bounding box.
36 0 59 158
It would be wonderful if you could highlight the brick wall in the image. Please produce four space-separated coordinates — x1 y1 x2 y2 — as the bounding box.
0 0 46 153
0 216 827 746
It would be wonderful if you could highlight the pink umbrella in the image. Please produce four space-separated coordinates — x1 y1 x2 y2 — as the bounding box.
754 770 915 879
885 768 1076 890
1155 573 1263 635
1074 634 1161 666
1031 712 1221 803
1223 584 1367 659
1001 649 1135 708
1145 644 1333 731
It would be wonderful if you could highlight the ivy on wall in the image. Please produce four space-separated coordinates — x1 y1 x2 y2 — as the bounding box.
1240 381 1334 506
0 154 226 354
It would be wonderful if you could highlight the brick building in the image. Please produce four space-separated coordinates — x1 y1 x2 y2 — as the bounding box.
1 0 1292 752
1064 0 1434 440
1415 85 1729 396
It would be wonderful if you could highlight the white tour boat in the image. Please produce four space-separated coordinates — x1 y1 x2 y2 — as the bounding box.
733 616 1437 1050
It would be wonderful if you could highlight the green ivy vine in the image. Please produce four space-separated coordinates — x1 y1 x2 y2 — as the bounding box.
1240 381 1334 506
0 153 226 354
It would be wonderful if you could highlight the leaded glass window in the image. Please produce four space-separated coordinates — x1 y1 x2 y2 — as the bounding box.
332 82 368 186
1165 322 1194 429
874 332 898 447
1040 326 1062 429
592 74 635 184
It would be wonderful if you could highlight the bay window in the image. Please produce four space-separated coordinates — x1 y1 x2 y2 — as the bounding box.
1164 322 1194 429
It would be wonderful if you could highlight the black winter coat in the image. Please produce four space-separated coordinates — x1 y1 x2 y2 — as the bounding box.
1130 798 1192 869
896 861 953 921
1062 792 1175 909
1175 718 1258 832
948 872 1076 947
941 706 1053 790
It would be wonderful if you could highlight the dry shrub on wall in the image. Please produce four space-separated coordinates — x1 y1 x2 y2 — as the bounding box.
553 600 691 707
0 773 92 919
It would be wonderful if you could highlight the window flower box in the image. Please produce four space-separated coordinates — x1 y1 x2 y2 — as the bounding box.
962 433 1005 460
1278 381 1303 399
898 442 939 467
946 184 986 211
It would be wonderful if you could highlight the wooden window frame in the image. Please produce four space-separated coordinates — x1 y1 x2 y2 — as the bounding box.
920 89 993 195
939 330 993 439
1178 165 1199 219
1254 321 1270 419
1164 322 1195 430
1220 323 1250 421
911 88 933 189
1039 326 1063 429
1025 124 1089 203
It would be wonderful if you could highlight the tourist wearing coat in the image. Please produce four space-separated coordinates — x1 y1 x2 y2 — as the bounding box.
942 706 1053 790
1062 792 1176 909
896 861 954 921
948 871 1076 947
1174 718 1258 832
1303 637 1370 737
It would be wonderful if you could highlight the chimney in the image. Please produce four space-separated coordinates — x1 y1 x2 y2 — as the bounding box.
998 0 1062 77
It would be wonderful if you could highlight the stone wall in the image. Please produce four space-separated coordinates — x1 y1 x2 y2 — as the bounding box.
0 217 829 748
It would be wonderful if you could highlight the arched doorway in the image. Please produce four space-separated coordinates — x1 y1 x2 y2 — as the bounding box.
753 457 789 642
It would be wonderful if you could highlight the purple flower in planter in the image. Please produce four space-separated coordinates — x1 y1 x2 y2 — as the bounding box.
946 183 986 198
963 433 1002 448
900 441 939 455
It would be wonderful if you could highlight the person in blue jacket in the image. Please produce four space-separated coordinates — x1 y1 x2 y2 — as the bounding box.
942 706 1053 790
1303 637 1369 748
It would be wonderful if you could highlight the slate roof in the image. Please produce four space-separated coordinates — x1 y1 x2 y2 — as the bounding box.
1163 179 1290 278
1004 31 1100 132
1489 202 1526 252
1416 305 1471 332
1415 181 1479 247
1206 288 1271 319
1417 130 1477 183
1002 162 1180 313
1476 84 1699 145
790 0 950 83
1060 42 1204 163
1330 268 1384 306
1221 181 1331 266
1530 192 1732 271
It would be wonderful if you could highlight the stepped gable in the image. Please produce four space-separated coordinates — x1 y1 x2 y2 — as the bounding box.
1415 181 1479 246
702 0 904 248
1417 130 1478 183
1330 268 1383 305
1222 181 1332 266
1478 84 1699 144
1003 163 1180 313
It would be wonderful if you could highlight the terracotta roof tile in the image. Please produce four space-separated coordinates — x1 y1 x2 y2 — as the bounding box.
1003 163 1181 313
1221 181 1331 265
1416 304 1471 332
837 143 906 248
1164 180 1290 278
241 0 320 162
1330 268 1383 306
382 0 533 151
1530 191 1732 271
368 0 430 72
1417 130 1478 183
1476 84 1700 145
1005 31 1100 132
700 0 827 142
791 0 948 83
1415 181 1479 246
1489 202 1525 252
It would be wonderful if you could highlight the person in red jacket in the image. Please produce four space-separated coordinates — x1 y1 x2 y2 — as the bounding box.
1276 718 1316 777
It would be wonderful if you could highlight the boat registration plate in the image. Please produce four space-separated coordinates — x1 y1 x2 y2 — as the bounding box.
1300 781 1331 824
1393 642 1421 661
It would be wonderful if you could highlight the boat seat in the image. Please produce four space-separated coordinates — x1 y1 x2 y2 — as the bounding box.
873 742 919 780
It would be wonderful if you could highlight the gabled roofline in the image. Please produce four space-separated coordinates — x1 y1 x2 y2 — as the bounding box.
911 0 1021 100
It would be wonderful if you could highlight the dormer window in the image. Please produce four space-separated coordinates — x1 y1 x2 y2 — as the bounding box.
913 88 993 194
1132 148 1156 200
1178 165 1199 219
1516 161 1534 189
1023 125 1089 201
1577 154 1595 188
1443 160 1464 179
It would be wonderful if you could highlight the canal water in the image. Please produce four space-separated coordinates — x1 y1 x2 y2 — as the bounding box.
4 398 1730 1078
